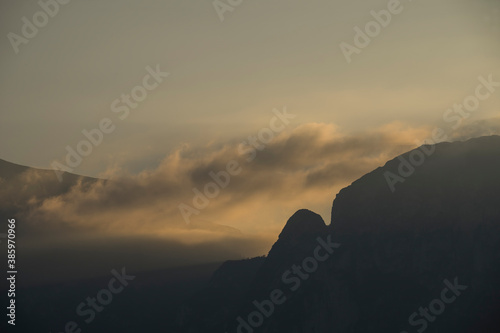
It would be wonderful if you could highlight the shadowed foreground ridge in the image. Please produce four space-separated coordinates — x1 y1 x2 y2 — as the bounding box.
180 136 500 333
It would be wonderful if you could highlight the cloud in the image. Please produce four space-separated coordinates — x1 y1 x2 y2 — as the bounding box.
451 117 500 141
7 121 430 237
4 119 499 284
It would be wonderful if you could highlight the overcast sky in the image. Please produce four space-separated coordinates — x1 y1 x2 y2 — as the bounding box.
1 0 498 175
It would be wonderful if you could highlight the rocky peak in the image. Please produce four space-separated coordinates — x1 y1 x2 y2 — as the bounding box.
278 209 327 242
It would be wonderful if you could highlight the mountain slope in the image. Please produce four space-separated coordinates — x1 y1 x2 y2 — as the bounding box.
181 136 500 333
331 135 500 233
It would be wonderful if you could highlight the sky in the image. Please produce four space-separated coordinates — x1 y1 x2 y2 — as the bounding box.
0 0 499 282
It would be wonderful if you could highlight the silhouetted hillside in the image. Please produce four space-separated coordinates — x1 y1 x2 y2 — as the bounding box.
2 136 500 332
181 136 500 333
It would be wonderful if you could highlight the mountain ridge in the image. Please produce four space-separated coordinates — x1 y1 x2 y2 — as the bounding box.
180 135 500 333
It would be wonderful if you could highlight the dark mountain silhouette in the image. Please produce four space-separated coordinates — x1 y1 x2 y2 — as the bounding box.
2 136 500 332
1 262 223 333
179 135 500 333
331 135 500 233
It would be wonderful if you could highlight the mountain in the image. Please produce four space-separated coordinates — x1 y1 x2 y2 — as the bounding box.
2 262 223 333
0 158 100 222
179 136 500 333
331 135 500 233
2 136 500 332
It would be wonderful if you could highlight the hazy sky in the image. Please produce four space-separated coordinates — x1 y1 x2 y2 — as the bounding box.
1 0 500 281
1 0 498 175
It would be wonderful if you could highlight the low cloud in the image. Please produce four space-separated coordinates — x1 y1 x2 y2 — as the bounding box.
3 119 499 284
451 117 500 141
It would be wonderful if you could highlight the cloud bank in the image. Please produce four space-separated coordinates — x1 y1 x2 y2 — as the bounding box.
2 119 498 284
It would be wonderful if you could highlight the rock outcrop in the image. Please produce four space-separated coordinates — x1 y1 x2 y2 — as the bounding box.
180 136 500 333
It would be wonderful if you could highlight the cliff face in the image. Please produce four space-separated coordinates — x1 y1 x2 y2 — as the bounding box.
180 136 500 333
331 136 500 233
